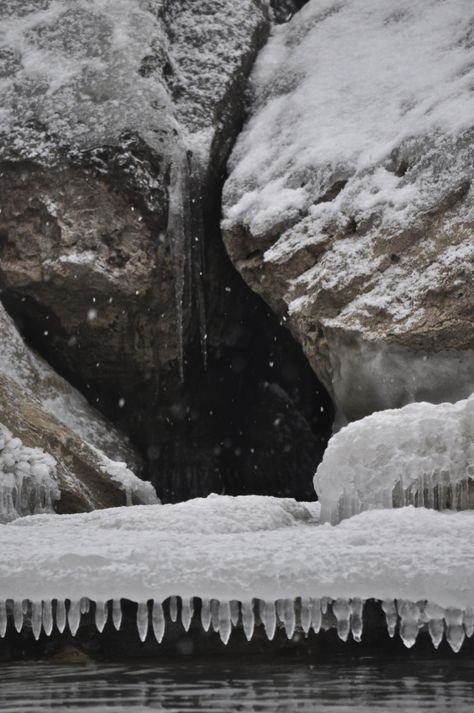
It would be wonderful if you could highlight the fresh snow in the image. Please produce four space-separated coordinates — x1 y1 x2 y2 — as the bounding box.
315 395 474 525
224 0 474 238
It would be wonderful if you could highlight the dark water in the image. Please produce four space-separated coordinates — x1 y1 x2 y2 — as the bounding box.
1 658 474 712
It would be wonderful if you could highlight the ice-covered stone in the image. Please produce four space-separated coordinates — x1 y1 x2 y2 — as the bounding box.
315 396 474 524
0 424 59 523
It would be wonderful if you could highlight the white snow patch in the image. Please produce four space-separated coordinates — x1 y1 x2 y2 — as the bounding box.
223 0 474 237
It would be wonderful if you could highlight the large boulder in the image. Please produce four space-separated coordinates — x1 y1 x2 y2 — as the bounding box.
0 0 269 398
223 0 474 423
0 302 156 514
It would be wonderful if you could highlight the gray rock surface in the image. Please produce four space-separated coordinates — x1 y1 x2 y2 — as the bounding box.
0 0 269 393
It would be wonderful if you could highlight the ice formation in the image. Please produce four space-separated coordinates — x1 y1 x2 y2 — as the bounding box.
315 395 474 525
91 447 158 506
0 424 59 523
1 497 474 651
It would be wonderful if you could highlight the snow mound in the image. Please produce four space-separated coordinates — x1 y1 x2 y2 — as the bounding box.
315 395 474 525
1 498 474 650
0 423 59 523
224 0 474 238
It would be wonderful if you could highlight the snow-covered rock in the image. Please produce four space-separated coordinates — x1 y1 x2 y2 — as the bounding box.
315 395 474 525
223 0 474 422
0 302 157 513
0 0 269 395
1 496 474 650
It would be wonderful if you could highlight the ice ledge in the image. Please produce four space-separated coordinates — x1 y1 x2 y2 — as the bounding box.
1 498 473 609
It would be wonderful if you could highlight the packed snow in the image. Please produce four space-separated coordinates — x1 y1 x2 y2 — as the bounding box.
315 395 474 525
1 496 474 650
0 424 59 523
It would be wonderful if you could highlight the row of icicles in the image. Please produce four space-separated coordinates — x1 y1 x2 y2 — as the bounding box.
0 597 472 652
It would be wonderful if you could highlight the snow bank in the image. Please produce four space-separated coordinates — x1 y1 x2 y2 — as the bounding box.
315 395 474 525
1 497 474 650
0 424 59 523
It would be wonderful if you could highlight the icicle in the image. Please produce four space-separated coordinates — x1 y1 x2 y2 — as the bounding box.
276 599 285 623
181 597 194 632
260 600 276 641
167 157 188 381
333 599 351 642
311 598 322 633
169 596 178 623
56 600 66 634
382 600 397 638
13 600 24 633
397 600 421 649
0 601 6 637
445 608 465 653
31 601 42 640
80 598 90 615
200 598 211 632
424 602 445 649
68 600 81 636
300 598 312 634
464 608 474 638
241 600 255 641
350 598 364 643
137 602 149 642
281 599 296 639
42 600 53 637
211 599 220 633
112 600 122 631
152 601 165 643
95 601 108 633
218 601 232 645
230 601 240 627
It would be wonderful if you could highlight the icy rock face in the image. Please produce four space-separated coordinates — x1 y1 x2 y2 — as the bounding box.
0 423 59 523
0 302 157 513
315 395 474 525
223 0 474 421
0 0 269 397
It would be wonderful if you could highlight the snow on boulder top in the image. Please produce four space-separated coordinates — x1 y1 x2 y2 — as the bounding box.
223 0 474 239
315 395 474 525
0 0 175 160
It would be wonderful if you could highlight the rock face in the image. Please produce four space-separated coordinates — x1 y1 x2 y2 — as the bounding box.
223 0 474 423
0 0 269 400
0 302 156 513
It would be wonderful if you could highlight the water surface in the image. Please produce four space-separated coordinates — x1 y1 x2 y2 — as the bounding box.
1 657 473 712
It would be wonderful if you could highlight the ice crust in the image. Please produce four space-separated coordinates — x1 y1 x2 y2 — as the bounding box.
315 395 474 525
1 496 474 650
0 423 59 523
